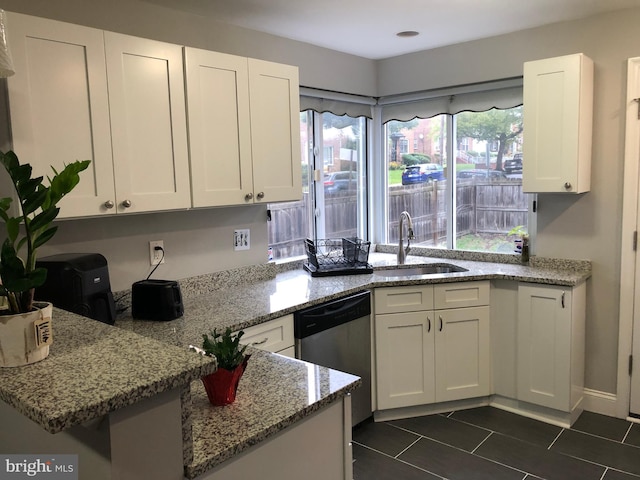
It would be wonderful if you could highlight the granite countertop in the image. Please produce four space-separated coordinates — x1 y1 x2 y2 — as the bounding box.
116 251 591 347
112 250 590 476
184 349 360 479
0 249 590 476
0 308 217 434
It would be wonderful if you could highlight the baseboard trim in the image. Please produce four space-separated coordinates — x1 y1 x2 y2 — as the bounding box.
583 388 618 417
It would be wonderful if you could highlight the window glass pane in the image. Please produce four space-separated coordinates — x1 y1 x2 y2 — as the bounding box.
386 117 448 248
266 111 313 260
318 113 367 240
268 111 368 261
385 106 528 253
453 107 526 253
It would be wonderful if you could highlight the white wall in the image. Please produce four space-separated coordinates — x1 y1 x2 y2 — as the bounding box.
1 0 635 396
378 9 640 395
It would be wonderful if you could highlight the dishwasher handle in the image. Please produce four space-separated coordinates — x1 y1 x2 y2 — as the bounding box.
294 291 371 339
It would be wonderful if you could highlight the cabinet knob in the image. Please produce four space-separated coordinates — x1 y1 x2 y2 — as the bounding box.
256 191 265 200
121 199 132 208
245 192 254 201
564 182 572 190
104 200 115 209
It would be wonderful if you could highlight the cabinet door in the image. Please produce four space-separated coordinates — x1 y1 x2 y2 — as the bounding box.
523 53 593 193
6 13 115 218
375 311 434 409
105 32 190 213
517 284 572 410
435 306 490 402
248 59 302 203
185 48 254 207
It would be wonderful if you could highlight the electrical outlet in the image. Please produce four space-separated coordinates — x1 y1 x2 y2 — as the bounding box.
149 240 165 265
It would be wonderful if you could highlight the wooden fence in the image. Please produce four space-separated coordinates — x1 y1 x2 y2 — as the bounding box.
268 178 528 259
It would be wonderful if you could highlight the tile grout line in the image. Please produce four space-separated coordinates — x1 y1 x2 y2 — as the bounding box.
352 440 448 480
394 436 422 459
547 428 565 450
598 467 609 480
622 422 634 444
388 423 533 478
471 430 493 455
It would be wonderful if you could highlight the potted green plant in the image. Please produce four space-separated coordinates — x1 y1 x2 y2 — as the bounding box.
193 327 250 406
0 150 90 367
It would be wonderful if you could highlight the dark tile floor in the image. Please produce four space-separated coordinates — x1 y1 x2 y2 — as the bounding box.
352 407 640 480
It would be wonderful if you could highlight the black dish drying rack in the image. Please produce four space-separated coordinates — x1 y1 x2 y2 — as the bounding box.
303 238 373 276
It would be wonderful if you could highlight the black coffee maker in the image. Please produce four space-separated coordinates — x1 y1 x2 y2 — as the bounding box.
35 253 116 325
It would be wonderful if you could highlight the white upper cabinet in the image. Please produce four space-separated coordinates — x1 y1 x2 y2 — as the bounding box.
523 53 593 194
185 49 302 207
5 14 191 216
105 32 191 213
248 59 302 204
184 48 253 207
5 13 114 218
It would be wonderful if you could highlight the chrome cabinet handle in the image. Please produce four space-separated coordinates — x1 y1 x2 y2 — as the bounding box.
427 316 431 332
561 291 565 308
439 315 443 331
250 337 268 346
245 192 254 201
121 199 132 208
104 200 114 209
564 182 572 190
256 191 265 200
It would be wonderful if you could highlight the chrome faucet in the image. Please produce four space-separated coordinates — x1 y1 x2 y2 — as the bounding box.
397 211 415 264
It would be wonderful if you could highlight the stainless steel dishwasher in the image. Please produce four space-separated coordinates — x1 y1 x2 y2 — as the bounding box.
294 290 372 426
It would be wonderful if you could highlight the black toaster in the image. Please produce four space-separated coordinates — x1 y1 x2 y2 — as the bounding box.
131 279 184 321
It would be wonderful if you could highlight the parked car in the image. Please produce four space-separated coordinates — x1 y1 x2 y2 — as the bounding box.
457 168 507 179
401 163 445 185
324 171 358 192
503 153 523 173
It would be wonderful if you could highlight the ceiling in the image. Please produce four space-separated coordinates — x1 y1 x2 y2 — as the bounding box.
140 0 640 60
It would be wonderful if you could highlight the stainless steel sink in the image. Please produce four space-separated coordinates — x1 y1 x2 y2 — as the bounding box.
374 263 468 277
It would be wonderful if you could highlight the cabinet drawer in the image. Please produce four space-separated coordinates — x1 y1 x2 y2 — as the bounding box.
434 281 490 309
374 285 434 314
237 315 294 353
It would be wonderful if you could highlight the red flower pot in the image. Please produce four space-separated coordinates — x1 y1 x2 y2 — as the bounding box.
201 356 250 406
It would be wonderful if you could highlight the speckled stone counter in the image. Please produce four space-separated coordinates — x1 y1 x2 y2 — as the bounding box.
0 308 217 434
116 251 591 347
112 250 590 477
185 349 359 479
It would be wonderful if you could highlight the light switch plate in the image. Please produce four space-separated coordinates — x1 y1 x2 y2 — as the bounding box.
234 229 250 251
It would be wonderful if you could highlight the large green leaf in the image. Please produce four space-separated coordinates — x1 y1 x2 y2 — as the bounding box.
32 226 58 249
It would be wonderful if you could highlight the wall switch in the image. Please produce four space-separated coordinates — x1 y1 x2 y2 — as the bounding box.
234 229 250 251
149 240 165 265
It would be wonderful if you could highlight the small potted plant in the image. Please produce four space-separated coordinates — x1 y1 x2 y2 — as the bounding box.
193 327 250 406
0 150 90 367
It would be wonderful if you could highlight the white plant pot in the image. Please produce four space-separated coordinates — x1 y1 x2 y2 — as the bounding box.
0 302 53 367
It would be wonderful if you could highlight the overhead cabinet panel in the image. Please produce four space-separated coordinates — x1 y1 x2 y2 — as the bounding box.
185 48 253 207
5 13 114 218
249 59 302 203
105 32 191 213
523 53 593 193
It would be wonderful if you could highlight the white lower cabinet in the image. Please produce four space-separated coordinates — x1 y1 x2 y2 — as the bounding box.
235 315 295 358
517 283 586 413
375 282 490 410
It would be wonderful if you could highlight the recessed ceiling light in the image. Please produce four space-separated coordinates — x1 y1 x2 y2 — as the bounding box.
396 31 420 38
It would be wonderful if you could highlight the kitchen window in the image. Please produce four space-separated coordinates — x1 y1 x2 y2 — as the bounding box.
267 101 371 260
380 80 530 252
